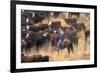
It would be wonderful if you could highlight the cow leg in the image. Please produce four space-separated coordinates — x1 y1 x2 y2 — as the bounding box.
21 45 24 52
36 45 39 53
35 39 41 53
67 47 71 54
70 43 73 53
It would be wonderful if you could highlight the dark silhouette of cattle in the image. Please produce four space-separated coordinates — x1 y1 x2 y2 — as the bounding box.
21 24 48 33
64 18 77 24
21 31 50 53
21 54 49 63
32 11 50 23
21 10 33 26
64 18 86 32
51 21 62 29
71 23 86 31
21 31 32 39
85 30 90 42
21 31 33 52
68 12 80 17
21 10 50 26
50 12 60 17
32 35 49 52
32 55 49 62
29 24 48 32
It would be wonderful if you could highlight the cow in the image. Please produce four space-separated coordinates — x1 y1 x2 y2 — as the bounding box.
28 24 48 32
21 54 49 63
50 21 62 30
64 18 77 25
21 31 50 53
21 10 34 26
71 23 86 31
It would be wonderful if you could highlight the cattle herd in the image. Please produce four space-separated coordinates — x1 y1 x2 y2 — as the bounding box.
21 10 90 63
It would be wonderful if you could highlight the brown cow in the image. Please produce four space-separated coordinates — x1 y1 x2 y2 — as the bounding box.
29 24 48 32
50 21 62 29
64 18 77 24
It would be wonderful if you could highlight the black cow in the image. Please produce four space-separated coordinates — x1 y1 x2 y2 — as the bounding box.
22 32 50 53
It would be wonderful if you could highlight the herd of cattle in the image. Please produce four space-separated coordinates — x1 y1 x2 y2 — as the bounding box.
21 11 90 57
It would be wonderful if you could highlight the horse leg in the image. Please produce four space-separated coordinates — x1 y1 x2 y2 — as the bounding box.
36 45 39 54
69 43 73 55
57 40 62 54
57 40 61 49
